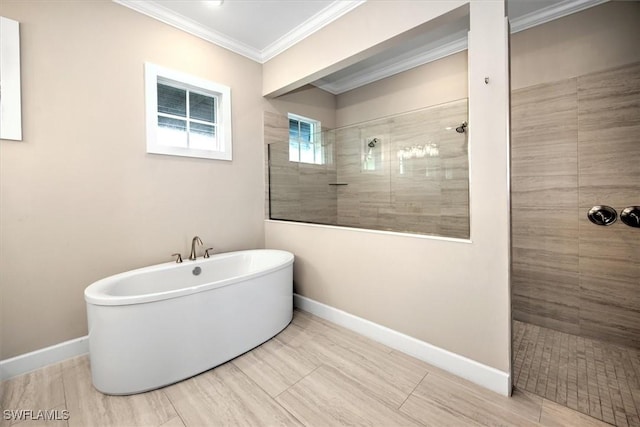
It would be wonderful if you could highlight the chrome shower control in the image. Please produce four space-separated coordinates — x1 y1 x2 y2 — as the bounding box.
587 205 617 226
620 206 640 228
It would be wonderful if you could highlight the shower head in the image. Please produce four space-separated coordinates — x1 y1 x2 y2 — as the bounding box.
455 122 468 134
367 138 379 148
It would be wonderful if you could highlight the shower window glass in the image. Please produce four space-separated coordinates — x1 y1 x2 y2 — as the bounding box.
145 62 232 160
289 114 323 164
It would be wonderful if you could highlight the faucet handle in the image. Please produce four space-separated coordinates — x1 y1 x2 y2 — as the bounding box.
204 248 214 258
171 253 183 263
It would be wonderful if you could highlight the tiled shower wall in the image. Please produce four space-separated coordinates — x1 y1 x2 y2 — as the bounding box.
265 100 469 238
265 111 338 225
511 61 640 348
334 99 469 237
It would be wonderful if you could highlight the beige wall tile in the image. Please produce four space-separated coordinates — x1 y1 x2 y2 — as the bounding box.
511 62 640 347
511 176 579 209
511 79 578 178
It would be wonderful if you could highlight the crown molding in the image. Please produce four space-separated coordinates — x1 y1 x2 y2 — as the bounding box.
510 0 608 33
113 0 365 64
114 0 608 87
261 1 366 62
314 32 468 95
113 0 263 62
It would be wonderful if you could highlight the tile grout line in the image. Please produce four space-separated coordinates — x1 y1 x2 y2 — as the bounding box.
273 364 322 400
271 364 324 427
60 362 70 427
396 371 429 411
161 388 188 427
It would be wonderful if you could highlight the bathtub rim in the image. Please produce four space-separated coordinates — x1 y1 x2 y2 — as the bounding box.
84 249 294 307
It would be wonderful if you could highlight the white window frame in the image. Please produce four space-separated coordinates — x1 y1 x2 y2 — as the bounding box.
145 62 232 160
0 16 22 141
288 113 323 165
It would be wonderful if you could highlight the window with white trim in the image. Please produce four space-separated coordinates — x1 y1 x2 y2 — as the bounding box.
145 63 232 160
288 113 323 164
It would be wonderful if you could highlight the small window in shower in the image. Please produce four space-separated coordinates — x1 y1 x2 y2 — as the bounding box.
289 113 323 165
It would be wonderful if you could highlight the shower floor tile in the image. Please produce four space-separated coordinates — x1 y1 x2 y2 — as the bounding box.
513 320 640 427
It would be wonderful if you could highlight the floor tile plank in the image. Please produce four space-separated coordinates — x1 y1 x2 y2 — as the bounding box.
9 405 68 427
298 335 428 408
61 356 177 427
276 364 421 426
0 364 65 427
4 311 637 427
400 392 483 426
232 336 319 397
539 399 611 427
413 373 541 426
163 363 301 427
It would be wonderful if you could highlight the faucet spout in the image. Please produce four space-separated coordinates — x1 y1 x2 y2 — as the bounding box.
189 236 203 260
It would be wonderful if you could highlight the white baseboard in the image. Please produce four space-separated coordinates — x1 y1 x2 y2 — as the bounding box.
2 296 512 396
294 293 511 396
0 336 89 381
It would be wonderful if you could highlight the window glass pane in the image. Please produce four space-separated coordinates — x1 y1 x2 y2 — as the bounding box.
190 92 215 123
157 116 187 147
191 122 215 136
289 119 299 140
190 122 216 150
300 141 314 163
289 141 300 162
157 84 186 117
158 115 186 131
300 121 312 142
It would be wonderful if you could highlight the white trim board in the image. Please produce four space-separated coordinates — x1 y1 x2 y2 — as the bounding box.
0 336 88 381
294 294 511 396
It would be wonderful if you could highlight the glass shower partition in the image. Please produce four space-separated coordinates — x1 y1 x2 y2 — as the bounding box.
269 98 469 239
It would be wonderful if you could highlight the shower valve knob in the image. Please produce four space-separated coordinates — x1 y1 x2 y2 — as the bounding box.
587 206 617 226
621 206 640 228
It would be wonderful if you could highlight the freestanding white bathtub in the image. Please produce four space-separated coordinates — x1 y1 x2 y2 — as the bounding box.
84 249 294 395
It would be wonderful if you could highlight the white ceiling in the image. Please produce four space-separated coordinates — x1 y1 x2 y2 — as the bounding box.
114 0 608 94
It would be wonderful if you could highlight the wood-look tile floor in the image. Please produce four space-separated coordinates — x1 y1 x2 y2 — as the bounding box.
1 311 611 427
513 320 640 427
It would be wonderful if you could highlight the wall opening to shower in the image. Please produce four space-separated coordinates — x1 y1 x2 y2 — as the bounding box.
510 2 640 426
266 99 469 239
